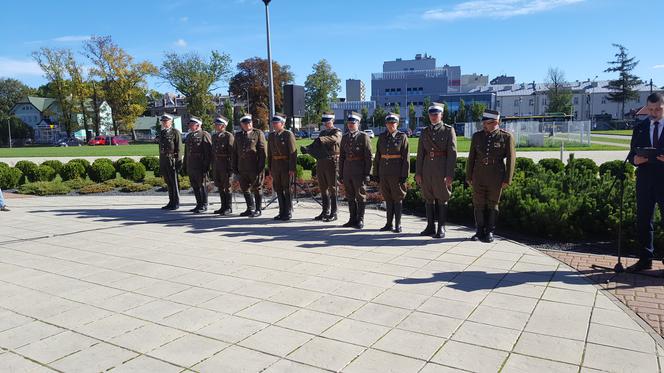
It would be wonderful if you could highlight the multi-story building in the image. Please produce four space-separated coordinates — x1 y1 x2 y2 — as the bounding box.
461 74 489 92
346 79 366 102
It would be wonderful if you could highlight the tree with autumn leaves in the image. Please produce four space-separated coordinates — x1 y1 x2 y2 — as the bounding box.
229 57 294 131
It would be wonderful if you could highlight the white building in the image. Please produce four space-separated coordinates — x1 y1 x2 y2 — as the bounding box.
469 80 657 121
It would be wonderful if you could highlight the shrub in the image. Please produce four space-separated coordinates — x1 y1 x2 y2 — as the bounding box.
538 158 565 173
60 161 86 181
79 183 114 194
114 157 135 172
63 178 95 190
0 167 22 189
297 154 317 171
455 157 468 183
566 157 599 176
104 178 133 188
15 160 39 182
93 158 114 166
178 175 191 190
89 159 117 183
409 156 417 174
0 162 8 169
144 176 167 188
40 160 63 175
119 162 146 182
154 162 160 177
295 164 304 179
515 157 540 177
69 158 91 172
140 156 159 171
121 183 152 193
18 181 71 195
34 165 57 182
599 160 635 180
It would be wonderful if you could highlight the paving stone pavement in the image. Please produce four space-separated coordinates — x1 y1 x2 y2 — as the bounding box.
0 194 662 373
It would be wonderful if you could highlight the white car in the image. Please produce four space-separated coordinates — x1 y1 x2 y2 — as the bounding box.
363 130 375 138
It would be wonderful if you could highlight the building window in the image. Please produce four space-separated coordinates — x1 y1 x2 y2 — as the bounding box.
529 99 534 106
601 97 606 104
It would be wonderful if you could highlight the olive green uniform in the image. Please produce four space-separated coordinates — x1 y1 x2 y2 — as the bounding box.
466 128 516 241
268 129 297 219
415 122 457 238
158 127 182 208
184 129 212 211
303 126 342 220
339 130 372 227
211 130 234 214
233 129 267 215
373 130 409 201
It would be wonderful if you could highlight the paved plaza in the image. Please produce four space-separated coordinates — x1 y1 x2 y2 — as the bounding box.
0 194 662 372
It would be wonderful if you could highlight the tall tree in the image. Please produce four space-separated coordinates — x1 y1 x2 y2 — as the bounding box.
304 59 340 121
457 98 467 122
65 53 93 140
0 78 35 119
422 96 432 126
360 106 369 131
545 67 573 114
392 103 400 115
442 101 451 123
408 103 417 131
31 47 78 135
605 44 642 119
470 102 487 121
161 51 232 131
229 57 294 130
83 35 158 135
372 106 386 128
222 99 234 132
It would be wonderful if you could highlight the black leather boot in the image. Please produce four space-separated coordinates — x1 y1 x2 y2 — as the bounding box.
251 192 262 217
471 208 485 241
283 191 293 220
315 195 329 221
343 200 357 227
420 203 436 236
214 192 225 214
190 187 202 212
434 202 447 238
484 209 497 243
223 192 232 215
380 201 394 231
393 201 403 233
240 192 254 216
325 194 338 222
355 201 365 229
274 192 284 220
199 187 208 212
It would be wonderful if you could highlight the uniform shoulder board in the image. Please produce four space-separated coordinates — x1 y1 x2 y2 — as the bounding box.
443 123 452 128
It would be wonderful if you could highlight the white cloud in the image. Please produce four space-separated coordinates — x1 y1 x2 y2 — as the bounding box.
0 57 43 77
52 35 91 42
423 0 584 21
174 39 188 48
654 65 664 69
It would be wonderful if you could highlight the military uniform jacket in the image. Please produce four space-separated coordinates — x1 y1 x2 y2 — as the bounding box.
184 129 212 171
339 131 372 177
373 130 409 178
233 130 267 174
315 127 343 159
416 122 457 179
159 127 182 161
211 130 234 172
268 130 297 172
466 129 516 185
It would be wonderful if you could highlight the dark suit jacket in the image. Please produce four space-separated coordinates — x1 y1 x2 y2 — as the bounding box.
628 118 664 189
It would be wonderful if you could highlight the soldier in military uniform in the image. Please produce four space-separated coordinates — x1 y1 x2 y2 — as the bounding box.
301 112 342 222
339 111 372 229
267 113 297 220
466 109 515 243
158 114 182 210
183 117 212 213
373 113 409 233
416 102 457 238
211 115 234 215
233 114 267 218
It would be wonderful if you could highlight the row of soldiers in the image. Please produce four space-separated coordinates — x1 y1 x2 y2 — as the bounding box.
158 103 515 242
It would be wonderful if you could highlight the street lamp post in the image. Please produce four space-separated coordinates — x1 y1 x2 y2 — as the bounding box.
263 0 276 123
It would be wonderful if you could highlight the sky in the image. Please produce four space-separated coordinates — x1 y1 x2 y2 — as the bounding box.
1 0 663 97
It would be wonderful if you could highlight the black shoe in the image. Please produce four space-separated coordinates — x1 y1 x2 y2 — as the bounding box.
380 224 393 232
626 260 652 273
355 202 365 229
190 205 201 213
354 220 364 229
434 227 446 239
161 203 172 210
168 204 179 210
393 226 402 233
250 209 262 218
314 212 326 221
420 203 436 236
343 201 357 227
324 213 337 222
470 227 485 241
483 231 494 243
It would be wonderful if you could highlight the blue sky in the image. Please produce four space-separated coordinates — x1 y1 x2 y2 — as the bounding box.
1 0 663 97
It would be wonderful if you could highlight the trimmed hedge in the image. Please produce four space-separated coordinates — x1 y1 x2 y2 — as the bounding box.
79 183 115 194
178 175 190 190
154 162 160 177
89 159 117 183
538 158 565 173
297 154 316 171
35 165 57 182
140 156 159 171
0 167 22 189
114 157 135 172
15 160 39 182
60 161 86 181
63 178 95 190
69 159 91 172
104 178 133 188
41 160 63 175
121 183 152 193
119 162 146 182
143 176 167 188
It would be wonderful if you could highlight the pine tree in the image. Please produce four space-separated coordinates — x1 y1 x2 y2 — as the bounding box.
605 44 642 119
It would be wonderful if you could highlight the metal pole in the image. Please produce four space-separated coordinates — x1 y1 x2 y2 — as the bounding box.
264 0 276 121
7 118 11 149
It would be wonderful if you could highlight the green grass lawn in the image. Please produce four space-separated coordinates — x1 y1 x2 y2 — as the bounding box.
590 135 632 145
0 137 624 158
591 130 633 136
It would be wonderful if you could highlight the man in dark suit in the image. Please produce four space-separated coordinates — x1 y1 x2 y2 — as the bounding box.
627 92 664 272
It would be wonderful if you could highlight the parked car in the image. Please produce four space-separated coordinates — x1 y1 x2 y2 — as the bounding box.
88 135 130 146
88 135 107 146
363 129 375 138
54 137 83 147
310 131 320 139
110 136 130 145
414 127 426 137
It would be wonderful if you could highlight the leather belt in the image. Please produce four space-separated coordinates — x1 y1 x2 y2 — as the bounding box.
346 156 363 161
272 155 288 160
429 151 447 157
381 154 402 159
